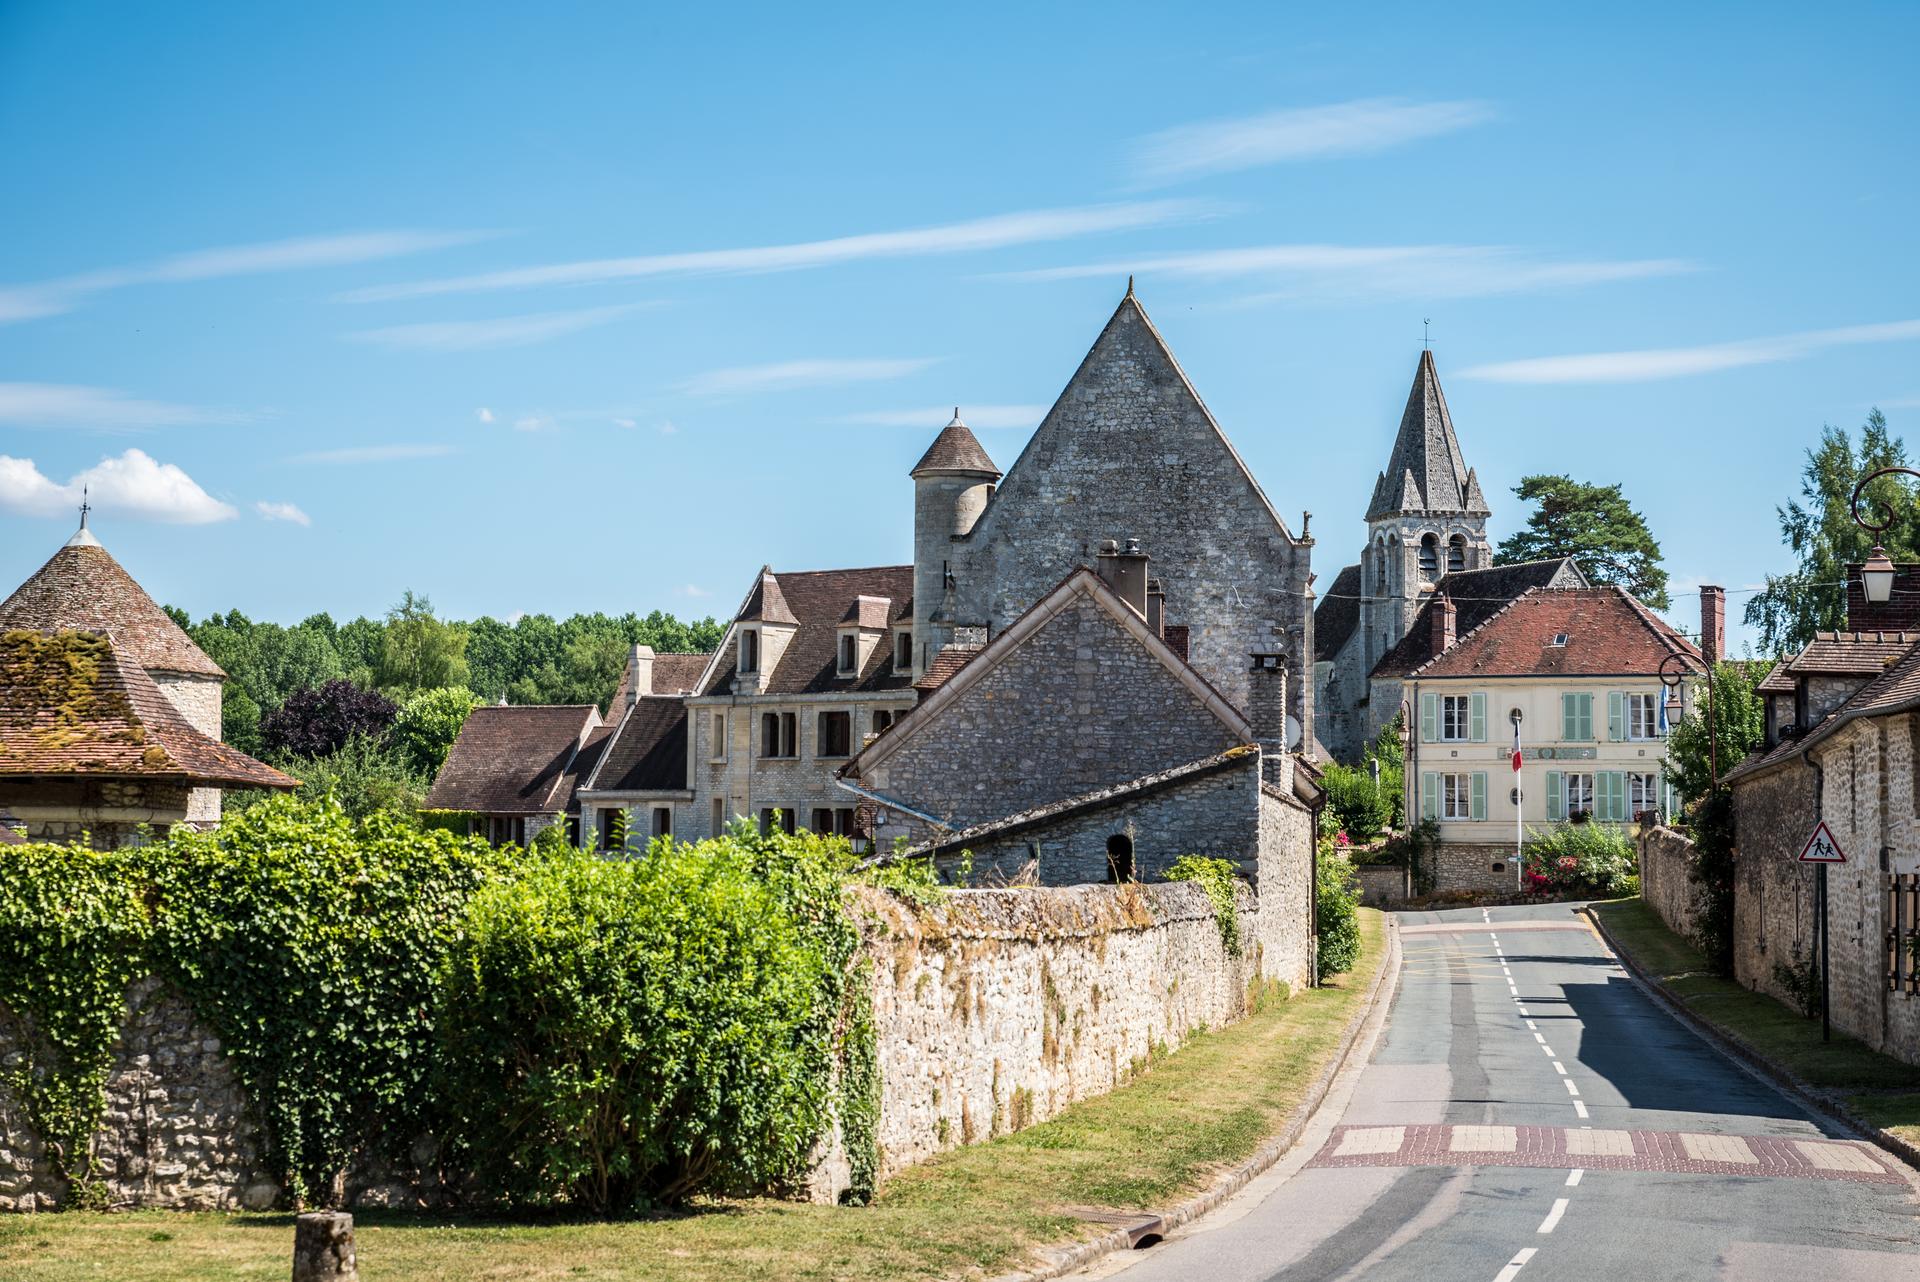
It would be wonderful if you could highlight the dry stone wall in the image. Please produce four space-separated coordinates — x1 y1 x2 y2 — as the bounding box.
1638 826 1701 943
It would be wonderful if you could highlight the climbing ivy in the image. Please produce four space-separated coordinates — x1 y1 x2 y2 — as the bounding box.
0 843 151 1197
1164 855 1243 957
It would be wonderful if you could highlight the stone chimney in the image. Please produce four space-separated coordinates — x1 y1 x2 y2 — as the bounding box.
1699 585 1724 665
1145 578 1166 637
1249 652 1290 787
624 645 655 707
1430 594 1457 656
1095 537 1151 619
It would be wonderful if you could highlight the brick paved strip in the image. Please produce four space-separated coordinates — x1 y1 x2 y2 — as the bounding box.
1306 1124 1902 1184
1399 922 1594 936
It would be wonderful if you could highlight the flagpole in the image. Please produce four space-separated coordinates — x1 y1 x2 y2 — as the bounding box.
1511 709 1524 890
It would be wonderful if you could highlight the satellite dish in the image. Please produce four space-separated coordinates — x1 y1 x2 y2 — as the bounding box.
1286 715 1302 750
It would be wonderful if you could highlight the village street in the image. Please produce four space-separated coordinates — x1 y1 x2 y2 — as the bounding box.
1081 904 1920 1282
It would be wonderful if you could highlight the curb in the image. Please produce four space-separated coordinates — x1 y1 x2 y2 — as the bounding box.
1583 905 1920 1178
990 913 1404 1282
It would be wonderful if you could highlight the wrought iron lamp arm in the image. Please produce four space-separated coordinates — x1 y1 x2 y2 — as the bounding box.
1849 466 1920 534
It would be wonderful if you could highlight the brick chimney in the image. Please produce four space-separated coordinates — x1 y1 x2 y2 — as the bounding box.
1430 594 1457 656
1699 585 1724 665
1845 562 1920 632
1095 537 1151 619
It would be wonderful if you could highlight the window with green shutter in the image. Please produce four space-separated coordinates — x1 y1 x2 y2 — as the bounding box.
1608 691 1624 741
1420 693 1438 743
1471 772 1487 820
1562 692 1593 740
1420 771 1439 819
1470 692 1487 742
1546 770 1563 820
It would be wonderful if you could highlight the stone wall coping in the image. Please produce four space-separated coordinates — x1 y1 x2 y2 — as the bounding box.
847 880 1247 944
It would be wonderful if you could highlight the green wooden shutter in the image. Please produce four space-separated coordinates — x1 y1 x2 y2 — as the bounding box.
1470 692 1487 742
1420 772 1439 820
1577 693 1594 741
1471 772 1488 820
1420 692 1437 743
1608 691 1624 741
1605 772 1627 821
1561 693 1578 741
1546 771 1563 820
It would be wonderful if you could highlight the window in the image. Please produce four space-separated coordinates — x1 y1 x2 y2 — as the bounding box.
1629 773 1659 819
834 808 855 837
652 807 671 838
1561 692 1594 741
818 710 852 758
838 634 857 674
1105 834 1134 883
810 807 833 833
780 808 796 835
1441 695 1471 741
896 631 912 669
1418 533 1439 580
1625 692 1660 740
566 815 581 847
1550 633 1570 647
1421 771 1486 821
711 797 725 836
1441 773 1474 820
1564 773 1595 819
1447 534 1466 573
598 808 621 852
873 709 894 736
710 711 727 761
738 628 759 674
758 807 795 835
760 711 797 758
1421 691 1484 742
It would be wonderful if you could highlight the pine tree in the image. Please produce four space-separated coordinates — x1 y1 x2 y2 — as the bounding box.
1495 474 1670 608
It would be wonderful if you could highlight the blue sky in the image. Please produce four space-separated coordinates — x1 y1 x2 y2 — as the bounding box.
3 2 1917 655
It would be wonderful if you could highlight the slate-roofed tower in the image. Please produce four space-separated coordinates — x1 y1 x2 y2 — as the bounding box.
1361 351 1492 652
910 409 999 679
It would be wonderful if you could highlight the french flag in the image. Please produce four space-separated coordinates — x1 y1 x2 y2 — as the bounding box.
1511 716 1523 773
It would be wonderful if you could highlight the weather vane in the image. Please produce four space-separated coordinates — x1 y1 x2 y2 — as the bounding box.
78 485 90 529
1423 318 1431 351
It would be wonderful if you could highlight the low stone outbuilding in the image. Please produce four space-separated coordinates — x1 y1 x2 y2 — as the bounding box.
423 703 607 846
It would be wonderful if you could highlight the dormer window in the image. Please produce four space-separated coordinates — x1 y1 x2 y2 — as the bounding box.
739 627 760 673
838 633 858 675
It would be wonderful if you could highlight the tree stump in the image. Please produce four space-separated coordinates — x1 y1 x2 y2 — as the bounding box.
292 1210 357 1282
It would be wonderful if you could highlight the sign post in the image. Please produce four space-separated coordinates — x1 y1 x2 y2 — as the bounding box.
1798 821 1847 1042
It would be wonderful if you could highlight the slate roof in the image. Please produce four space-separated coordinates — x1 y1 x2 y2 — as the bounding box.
1406 586 1703 680
0 630 294 789
1726 634 1920 785
892 746 1259 859
910 412 1001 477
0 534 224 678
606 651 711 712
584 696 689 793
702 565 917 696
1314 563 1363 663
1366 351 1489 520
1371 558 1588 679
424 704 601 815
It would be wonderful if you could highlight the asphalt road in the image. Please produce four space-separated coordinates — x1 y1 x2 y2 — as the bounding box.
1077 902 1920 1282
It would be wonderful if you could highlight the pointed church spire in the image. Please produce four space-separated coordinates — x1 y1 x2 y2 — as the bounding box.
1365 350 1487 520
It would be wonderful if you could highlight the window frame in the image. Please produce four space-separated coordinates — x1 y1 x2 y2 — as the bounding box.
738 627 759 674
1440 694 1471 742
709 710 727 761
817 709 852 758
1628 772 1658 817
1625 692 1659 740
1564 772 1595 818
837 632 858 675
1440 772 1474 820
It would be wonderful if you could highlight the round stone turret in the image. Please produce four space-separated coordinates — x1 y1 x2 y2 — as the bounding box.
910 411 1000 679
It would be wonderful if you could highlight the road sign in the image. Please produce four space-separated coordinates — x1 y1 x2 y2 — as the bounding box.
1798 821 1847 864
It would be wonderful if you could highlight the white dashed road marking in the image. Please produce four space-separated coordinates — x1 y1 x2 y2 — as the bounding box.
1564 1080 1580 1096
1537 1197 1570 1234
1565 1167 1585 1186
1573 1100 1589 1119
1494 1247 1538 1282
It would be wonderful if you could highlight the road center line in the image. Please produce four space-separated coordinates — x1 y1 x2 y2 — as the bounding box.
1494 1247 1538 1282
1566 1168 1584 1186
1536 1197 1570 1234
1540 1044 1555 1057
1564 1079 1580 1096
1573 1099 1589 1118
1533 1032 1546 1043
1552 1061 1566 1075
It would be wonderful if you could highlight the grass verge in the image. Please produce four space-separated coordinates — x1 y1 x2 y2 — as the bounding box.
1590 898 1920 1149
0 910 1386 1282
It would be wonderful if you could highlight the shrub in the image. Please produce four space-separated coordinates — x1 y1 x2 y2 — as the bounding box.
390 685 479 778
433 839 841 1211
1321 762 1394 843
247 734 429 820
1164 855 1244 956
1522 822 1637 898
259 679 399 759
1315 848 1362 980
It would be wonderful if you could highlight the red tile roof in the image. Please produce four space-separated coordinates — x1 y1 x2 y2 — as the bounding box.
0 630 294 789
1408 586 1703 679
424 704 601 815
914 644 983 692
0 538 224 678
1371 559 1588 678
703 565 917 696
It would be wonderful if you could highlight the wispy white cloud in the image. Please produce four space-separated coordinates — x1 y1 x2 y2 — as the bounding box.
254 500 311 526
348 301 657 352
1013 244 1694 303
1878 395 1920 409
1131 99 1494 186
0 381 238 430
0 230 495 323
843 404 1050 429
676 584 712 598
336 202 1212 303
287 443 457 465
513 414 555 432
0 449 236 523
679 358 938 399
475 407 495 423
1462 319 1920 384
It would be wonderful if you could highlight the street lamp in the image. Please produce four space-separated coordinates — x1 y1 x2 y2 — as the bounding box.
1848 466 1920 603
1661 650 1710 794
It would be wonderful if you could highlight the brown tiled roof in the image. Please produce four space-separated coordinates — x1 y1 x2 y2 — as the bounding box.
584 696 689 793
1758 661 1795 695
1372 558 1589 679
703 565 917 696
0 538 224 677
0 630 294 789
914 644 983 692
842 595 895 629
909 414 1000 477
424 704 600 814
1408 586 1703 679
607 651 712 711
1313 563 1362 662
1786 633 1916 676
1727 634 1920 785
558 725 612 815
740 568 798 625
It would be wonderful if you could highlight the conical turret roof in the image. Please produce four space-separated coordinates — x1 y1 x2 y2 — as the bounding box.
910 410 1000 478
0 528 224 678
1366 350 1488 520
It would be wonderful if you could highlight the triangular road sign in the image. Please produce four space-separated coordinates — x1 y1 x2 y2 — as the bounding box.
1798 820 1847 864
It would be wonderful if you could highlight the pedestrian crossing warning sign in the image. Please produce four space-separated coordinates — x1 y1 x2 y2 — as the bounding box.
1798 821 1847 864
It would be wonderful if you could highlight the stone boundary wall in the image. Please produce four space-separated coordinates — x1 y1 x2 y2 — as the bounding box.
1638 826 1700 944
1354 863 1410 908
1432 843 1521 896
847 879 1272 1185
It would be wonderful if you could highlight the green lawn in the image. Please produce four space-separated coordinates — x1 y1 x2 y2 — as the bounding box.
0 910 1386 1282
1591 898 1920 1148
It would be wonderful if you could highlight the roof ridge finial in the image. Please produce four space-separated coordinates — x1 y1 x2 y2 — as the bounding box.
1126 274 1135 299
79 485 90 531
1423 318 1431 351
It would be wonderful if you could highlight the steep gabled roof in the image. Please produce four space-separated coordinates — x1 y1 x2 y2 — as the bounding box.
583 696 690 794
1371 558 1589 678
0 629 294 789
739 567 798 625
0 533 224 678
701 565 917 697
1314 564 1363 663
1406 586 1703 679
1367 351 1488 520
910 411 1000 477
1727 634 1920 786
424 703 601 815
